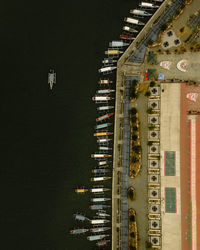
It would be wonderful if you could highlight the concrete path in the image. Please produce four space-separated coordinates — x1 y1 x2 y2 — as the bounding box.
129 92 149 250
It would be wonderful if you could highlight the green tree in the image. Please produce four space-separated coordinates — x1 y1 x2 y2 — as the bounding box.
147 141 153 146
128 188 134 200
129 215 135 222
131 107 137 115
132 134 138 141
145 90 151 97
130 232 135 238
132 116 137 123
147 107 153 114
161 23 167 31
133 126 138 131
132 156 139 163
150 81 156 87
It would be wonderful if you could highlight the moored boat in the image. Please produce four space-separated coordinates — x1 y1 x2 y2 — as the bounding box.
89 204 110 210
87 234 109 241
75 188 88 194
123 26 138 33
90 219 109 224
109 41 129 47
96 113 114 122
92 168 110 174
130 9 152 16
139 2 159 8
74 214 89 221
91 154 112 158
90 227 110 233
70 228 89 235
102 58 117 64
97 106 114 111
96 211 110 217
91 176 112 182
98 79 113 84
92 96 112 102
90 187 110 193
96 240 111 247
97 138 112 143
105 49 123 56
124 17 145 25
98 66 116 73
120 34 135 40
98 160 108 166
91 197 111 202
93 132 113 137
95 123 112 130
96 89 115 94
99 146 112 151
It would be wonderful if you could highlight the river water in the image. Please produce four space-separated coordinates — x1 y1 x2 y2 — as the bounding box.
1 0 142 249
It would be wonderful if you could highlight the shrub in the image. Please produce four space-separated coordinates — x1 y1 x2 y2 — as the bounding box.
130 215 135 222
130 232 135 238
132 116 137 123
147 141 153 146
132 156 139 163
150 81 156 87
131 107 137 115
133 126 138 131
146 241 153 248
132 134 138 141
147 107 153 114
161 23 167 31
145 90 151 97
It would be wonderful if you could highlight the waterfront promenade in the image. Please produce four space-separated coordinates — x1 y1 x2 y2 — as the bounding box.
112 0 186 249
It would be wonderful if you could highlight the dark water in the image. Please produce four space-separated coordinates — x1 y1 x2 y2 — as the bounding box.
1 0 140 249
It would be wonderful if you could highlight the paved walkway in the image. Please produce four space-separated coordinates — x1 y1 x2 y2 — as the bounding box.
129 92 149 250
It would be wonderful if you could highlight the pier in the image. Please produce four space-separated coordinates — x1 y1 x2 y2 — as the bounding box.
112 0 186 249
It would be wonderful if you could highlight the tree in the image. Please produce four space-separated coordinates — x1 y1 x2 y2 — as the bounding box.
130 232 135 238
147 141 153 146
146 241 153 248
131 107 137 115
132 116 137 123
150 81 156 87
130 246 136 250
133 145 141 154
145 90 151 97
130 215 135 222
147 107 153 114
133 126 138 131
180 27 185 33
128 188 134 200
132 134 138 141
132 156 139 163
148 39 154 46
161 23 167 31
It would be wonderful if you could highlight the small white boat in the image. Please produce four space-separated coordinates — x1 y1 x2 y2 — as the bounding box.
124 17 145 25
123 26 138 33
130 9 152 16
98 66 117 73
109 41 129 47
139 2 159 8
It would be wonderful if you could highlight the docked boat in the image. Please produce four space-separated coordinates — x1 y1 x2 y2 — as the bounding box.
75 188 88 194
98 66 117 73
98 160 108 166
92 96 112 102
123 26 138 33
97 138 112 143
94 132 113 137
124 17 145 25
139 2 159 8
130 9 152 16
96 212 110 217
109 41 129 47
96 89 115 94
91 176 112 182
87 234 109 241
96 240 111 247
91 197 111 203
105 49 123 56
99 146 112 151
153 0 163 2
74 214 89 221
48 69 56 90
96 113 114 122
120 34 135 40
90 227 110 233
92 169 110 174
89 204 111 210
102 58 117 64
90 187 110 193
97 106 114 111
95 123 112 130
70 228 89 235
98 79 113 84
90 219 110 225
91 154 112 158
